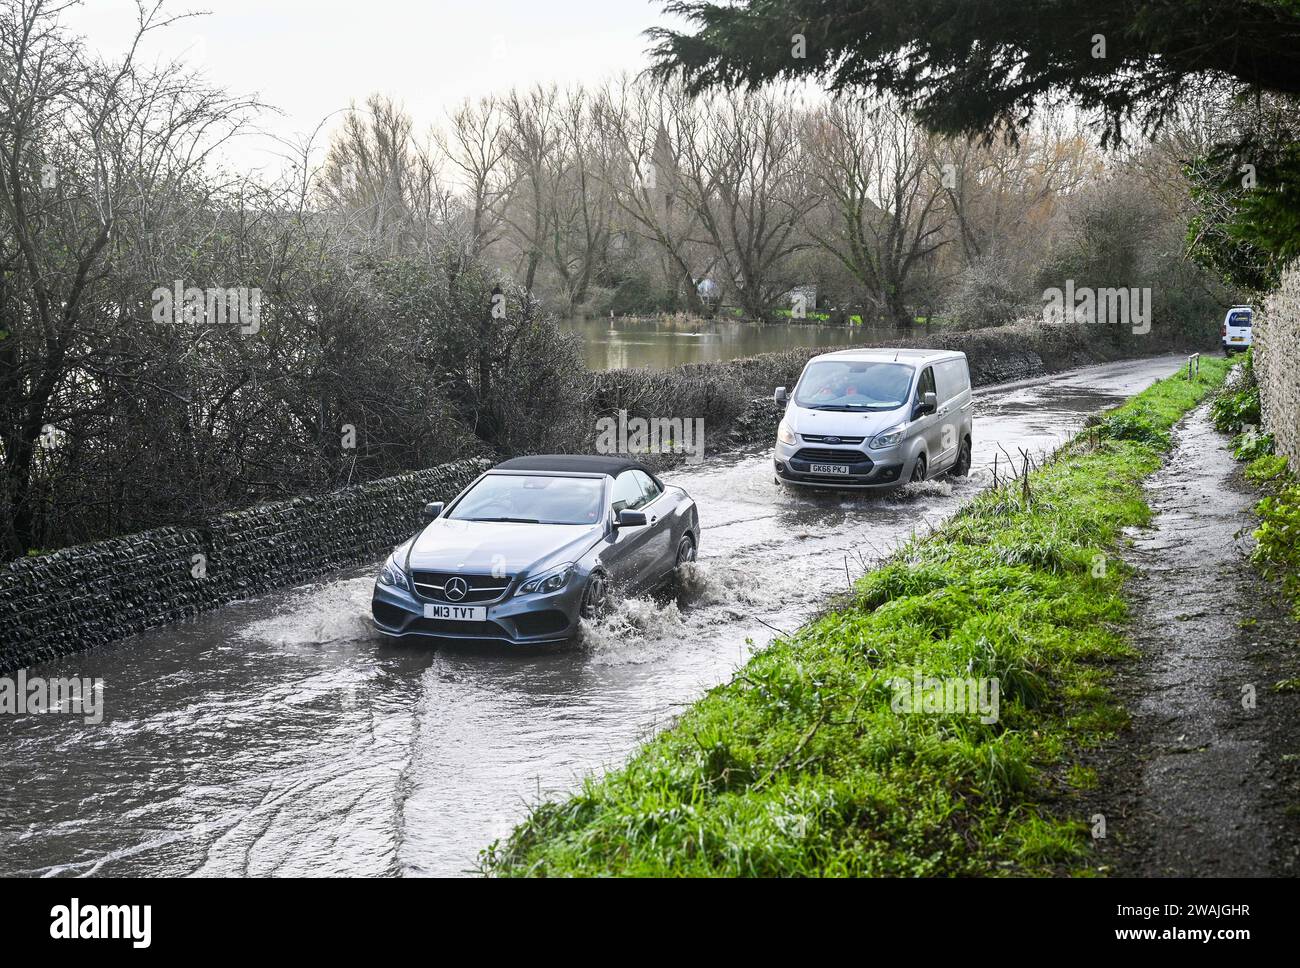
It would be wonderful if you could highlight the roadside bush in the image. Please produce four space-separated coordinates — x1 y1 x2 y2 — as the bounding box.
1239 452 1299 619
1253 481 1300 618
1233 429 1275 461
1245 454 1291 485
1210 353 1262 432
947 254 1032 330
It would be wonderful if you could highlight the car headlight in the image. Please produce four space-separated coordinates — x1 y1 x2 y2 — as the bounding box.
515 563 573 596
777 420 797 445
377 554 410 591
870 424 907 448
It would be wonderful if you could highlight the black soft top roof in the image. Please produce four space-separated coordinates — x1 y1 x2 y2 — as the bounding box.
493 454 659 481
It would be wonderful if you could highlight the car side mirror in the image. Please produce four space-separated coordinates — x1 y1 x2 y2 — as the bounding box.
422 501 444 523
914 391 937 419
774 386 788 406
616 509 648 528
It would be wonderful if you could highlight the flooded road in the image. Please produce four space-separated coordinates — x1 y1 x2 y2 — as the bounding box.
0 356 1185 877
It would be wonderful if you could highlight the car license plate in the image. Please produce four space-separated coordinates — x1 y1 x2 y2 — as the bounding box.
423 603 487 621
809 463 850 475
1231 336 1245 342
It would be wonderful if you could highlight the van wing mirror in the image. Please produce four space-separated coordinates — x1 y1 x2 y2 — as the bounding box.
774 386 788 406
422 501 444 523
914 391 938 418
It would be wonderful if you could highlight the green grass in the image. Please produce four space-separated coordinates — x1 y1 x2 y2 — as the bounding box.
1245 455 1300 618
1220 352 1300 620
483 358 1231 877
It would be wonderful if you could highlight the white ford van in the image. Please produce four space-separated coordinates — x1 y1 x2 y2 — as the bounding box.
1221 305 1253 354
773 348 973 489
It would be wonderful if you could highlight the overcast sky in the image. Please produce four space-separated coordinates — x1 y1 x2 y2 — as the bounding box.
62 0 680 173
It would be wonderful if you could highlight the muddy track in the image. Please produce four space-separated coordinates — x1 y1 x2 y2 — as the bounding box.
1092 404 1300 876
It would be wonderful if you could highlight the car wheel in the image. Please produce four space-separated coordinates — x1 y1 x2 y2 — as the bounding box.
579 571 608 620
675 533 697 568
951 438 972 477
909 454 927 483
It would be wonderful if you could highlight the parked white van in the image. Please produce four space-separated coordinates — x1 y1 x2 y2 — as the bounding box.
1221 305 1253 354
773 348 974 489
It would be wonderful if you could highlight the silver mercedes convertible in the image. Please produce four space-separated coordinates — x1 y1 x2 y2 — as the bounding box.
371 455 700 645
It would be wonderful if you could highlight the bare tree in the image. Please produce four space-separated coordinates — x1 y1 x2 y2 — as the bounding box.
502 84 561 296
0 0 255 555
317 93 460 256
436 95 516 263
940 114 1096 265
676 90 815 320
597 78 713 315
541 87 616 315
806 101 951 327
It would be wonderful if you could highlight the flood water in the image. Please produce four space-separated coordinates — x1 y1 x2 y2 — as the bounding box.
560 316 874 369
0 356 1185 877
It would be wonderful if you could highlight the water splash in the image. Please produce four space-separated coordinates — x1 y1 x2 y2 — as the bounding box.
895 478 954 498
239 576 378 646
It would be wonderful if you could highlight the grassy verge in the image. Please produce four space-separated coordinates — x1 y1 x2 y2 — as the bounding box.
1211 350 1300 618
1246 456 1300 618
484 358 1231 876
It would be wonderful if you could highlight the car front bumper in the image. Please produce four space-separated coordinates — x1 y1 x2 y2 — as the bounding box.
371 578 586 645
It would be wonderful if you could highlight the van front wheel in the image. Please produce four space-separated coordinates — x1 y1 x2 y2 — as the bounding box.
909 454 927 483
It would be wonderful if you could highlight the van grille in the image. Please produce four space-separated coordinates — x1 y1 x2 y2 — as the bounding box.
799 434 865 445
792 448 868 463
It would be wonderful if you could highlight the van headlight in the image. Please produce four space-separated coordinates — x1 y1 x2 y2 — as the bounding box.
377 554 410 591
870 424 908 448
516 563 573 596
777 420 797 445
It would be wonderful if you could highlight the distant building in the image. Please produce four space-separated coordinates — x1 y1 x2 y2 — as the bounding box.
785 285 817 317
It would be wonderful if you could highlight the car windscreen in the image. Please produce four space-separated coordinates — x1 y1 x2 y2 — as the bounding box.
1229 310 1252 327
794 361 914 410
448 474 605 525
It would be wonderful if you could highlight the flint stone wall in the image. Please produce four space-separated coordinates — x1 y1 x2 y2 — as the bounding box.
1257 265 1300 467
0 458 490 673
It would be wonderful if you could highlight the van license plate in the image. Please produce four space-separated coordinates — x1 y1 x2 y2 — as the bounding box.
810 463 850 475
424 604 487 621
1231 337 1245 342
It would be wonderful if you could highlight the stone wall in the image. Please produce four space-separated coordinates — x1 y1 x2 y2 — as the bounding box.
0 458 490 674
1257 265 1300 467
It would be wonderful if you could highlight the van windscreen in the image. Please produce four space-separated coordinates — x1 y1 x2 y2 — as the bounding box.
795 361 914 411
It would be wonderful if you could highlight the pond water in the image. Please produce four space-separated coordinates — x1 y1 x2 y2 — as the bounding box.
559 316 875 370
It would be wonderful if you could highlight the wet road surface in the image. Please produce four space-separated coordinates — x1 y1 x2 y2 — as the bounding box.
0 356 1185 876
